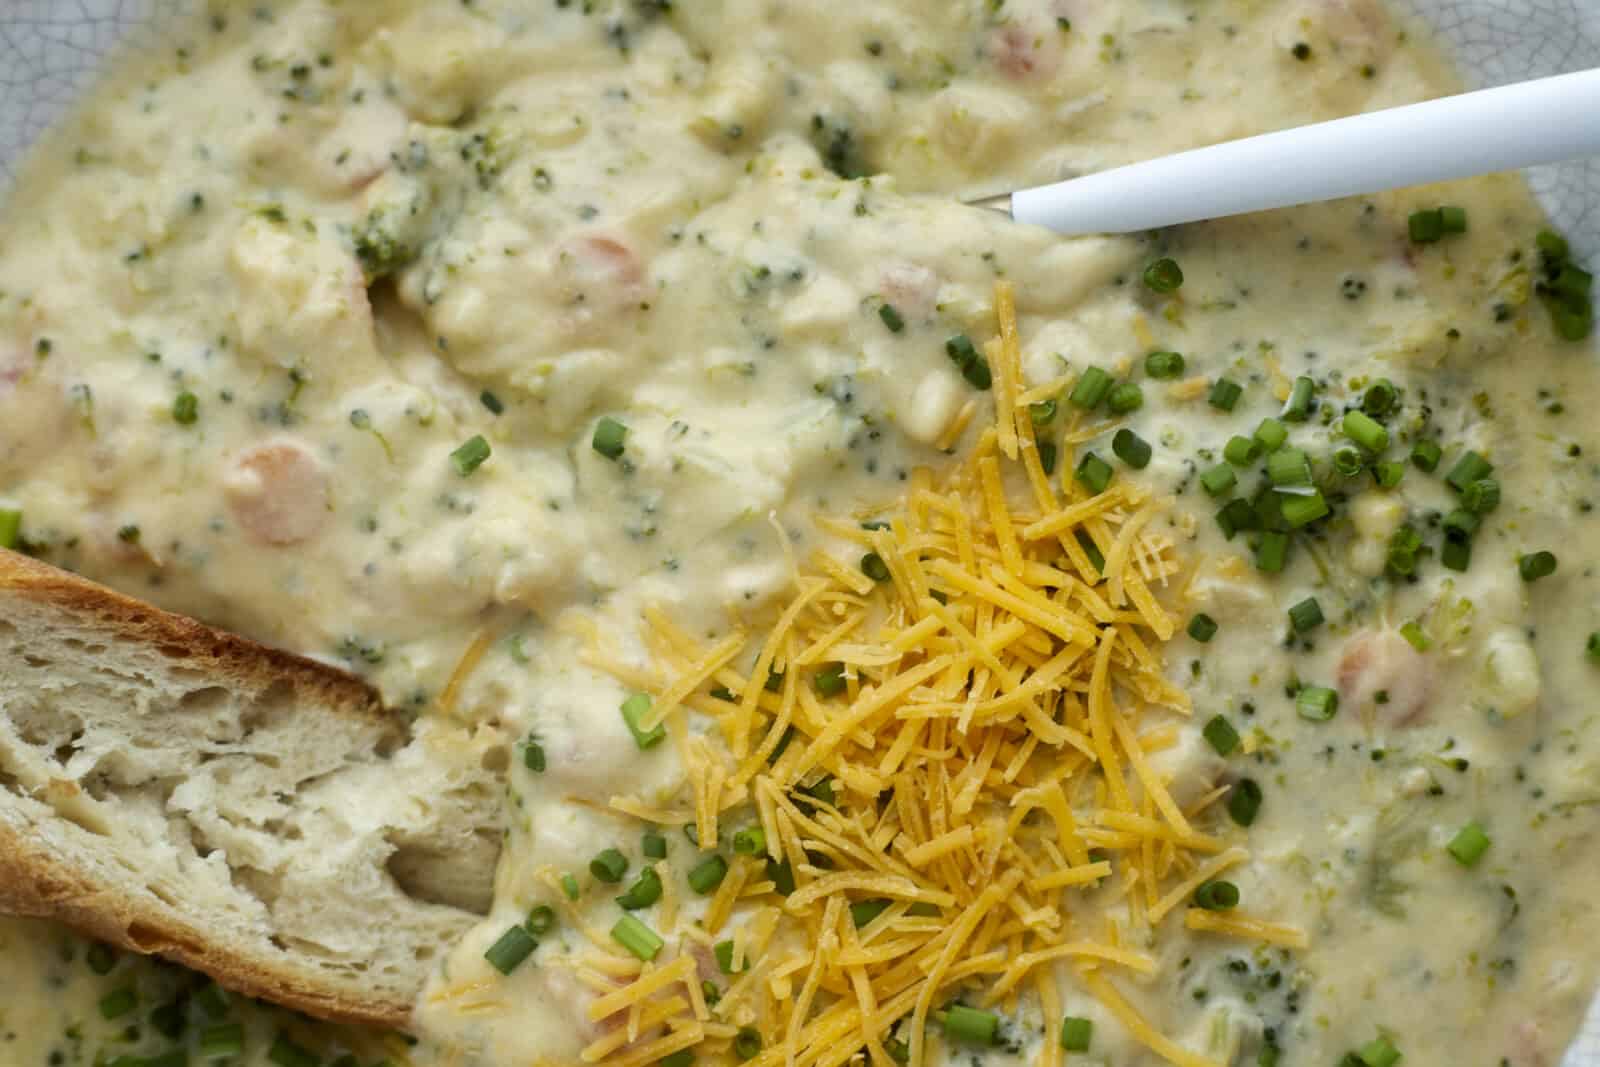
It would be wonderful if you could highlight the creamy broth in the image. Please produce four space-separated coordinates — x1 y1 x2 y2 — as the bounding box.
1 2 1597 1066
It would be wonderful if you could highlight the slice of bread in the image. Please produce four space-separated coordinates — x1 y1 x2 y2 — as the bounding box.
0 549 508 1029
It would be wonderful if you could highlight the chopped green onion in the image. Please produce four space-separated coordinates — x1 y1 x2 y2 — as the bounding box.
1438 205 1468 234
611 916 664 961
199 1024 245 1059
1445 451 1493 492
714 939 747 974
1408 208 1443 243
734 1026 763 1060
1215 499 1259 540
1142 257 1184 293
1361 378 1398 416
1255 530 1290 573
1519 550 1557 581
1145 350 1185 378
878 303 905 333
658 1052 694 1067
1280 490 1329 528
814 663 847 697
946 334 979 369
526 905 556 936
1374 461 1405 489
1223 435 1261 466
1288 597 1324 633
733 827 766 855
1400 621 1432 651
642 831 668 859
0 507 19 551
1187 613 1218 643
1030 399 1058 426
963 355 994 390
1106 382 1144 415
1387 525 1423 577
85 942 117 976
1112 428 1152 469
616 866 663 910
1342 410 1389 453
620 693 666 749
1267 448 1312 489
1254 417 1288 452
1448 821 1490 866
1296 685 1338 721
267 1035 320 1067
1441 537 1472 573
1194 880 1240 911
523 739 546 773
1228 779 1263 827
1200 463 1237 497
561 874 581 901
1462 479 1500 515
1069 367 1113 410
99 988 138 1020
1442 508 1480 541
1282 376 1316 421
688 855 729 895
590 848 629 884
1363 1036 1401 1067
173 390 199 426
480 390 504 415
1208 377 1243 412
450 434 492 477
592 416 628 460
1060 1017 1094 1052
861 552 891 582
1411 440 1442 472
1038 442 1058 475
1203 715 1240 756
850 898 891 927
1074 452 1113 495
941 1005 1000 1046
483 924 537 975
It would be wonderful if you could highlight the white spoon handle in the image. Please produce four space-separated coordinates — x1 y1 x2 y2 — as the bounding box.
1001 68 1600 236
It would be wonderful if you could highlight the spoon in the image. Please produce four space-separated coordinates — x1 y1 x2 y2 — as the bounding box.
972 68 1600 236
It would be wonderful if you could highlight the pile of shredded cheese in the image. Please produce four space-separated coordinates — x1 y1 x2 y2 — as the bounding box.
569 284 1305 1067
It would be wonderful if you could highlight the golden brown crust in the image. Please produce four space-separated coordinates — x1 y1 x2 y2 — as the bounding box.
0 548 413 1030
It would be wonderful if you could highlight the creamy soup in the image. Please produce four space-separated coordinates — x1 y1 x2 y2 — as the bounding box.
0 1 1597 1067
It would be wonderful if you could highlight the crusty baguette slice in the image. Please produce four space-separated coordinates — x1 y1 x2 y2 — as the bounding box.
0 549 507 1029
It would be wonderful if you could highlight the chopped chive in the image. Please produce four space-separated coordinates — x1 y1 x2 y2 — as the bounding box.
1438 205 1468 234
592 416 628 460
1519 550 1557 581
1223 435 1261 466
1228 778 1263 827
942 1005 1000 1046
1445 451 1493 492
1288 597 1324 633
1387 524 1423 577
611 916 664 961
450 434 491 476
1361 378 1398 416
1194 880 1240 911
1200 463 1237 497
1076 531 1106 574
1253 417 1288 452
850 898 891 927
1399 621 1431 651
860 552 891 582
1411 439 1442 472
267 1035 320 1067
1069 367 1113 410
1142 258 1184 294
1145 350 1185 378
1037 441 1058 475
590 848 628 884
561 874 581 900
0 507 19 551
1443 508 1480 541
616 866 663 910
764 670 784 694
814 663 847 697
945 334 979 369
620 693 665 749
1342 410 1389 453
1112 428 1152 469
658 1052 694 1067
480 390 504 415
1282 376 1316 421
1208 377 1243 412
733 827 766 855
1448 821 1490 866
642 831 667 859
1187 613 1218 643
199 1024 245 1059
1060 1017 1093 1052
714 939 747 974
734 1027 764 1060
1296 685 1338 721
99 988 138 1020
1267 448 1312 489
1203 715 1240 756
1441 536 1472 573
1030 399 1057 426
688 855 729 895
1462 479 1500 515
523 739 546 773
1215 499 1259 540
526 905 556 936
1374 460 1405 489
1408 208 1443 243
1106 381 1144 415
85 942 117 976
1074 452 1113 494
1281 489 1329 528
963 355 993 390
878 303 905 333
483 924 537 974
173 390 199 425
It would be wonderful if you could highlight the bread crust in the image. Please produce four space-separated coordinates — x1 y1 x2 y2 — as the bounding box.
0 549 415 1030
